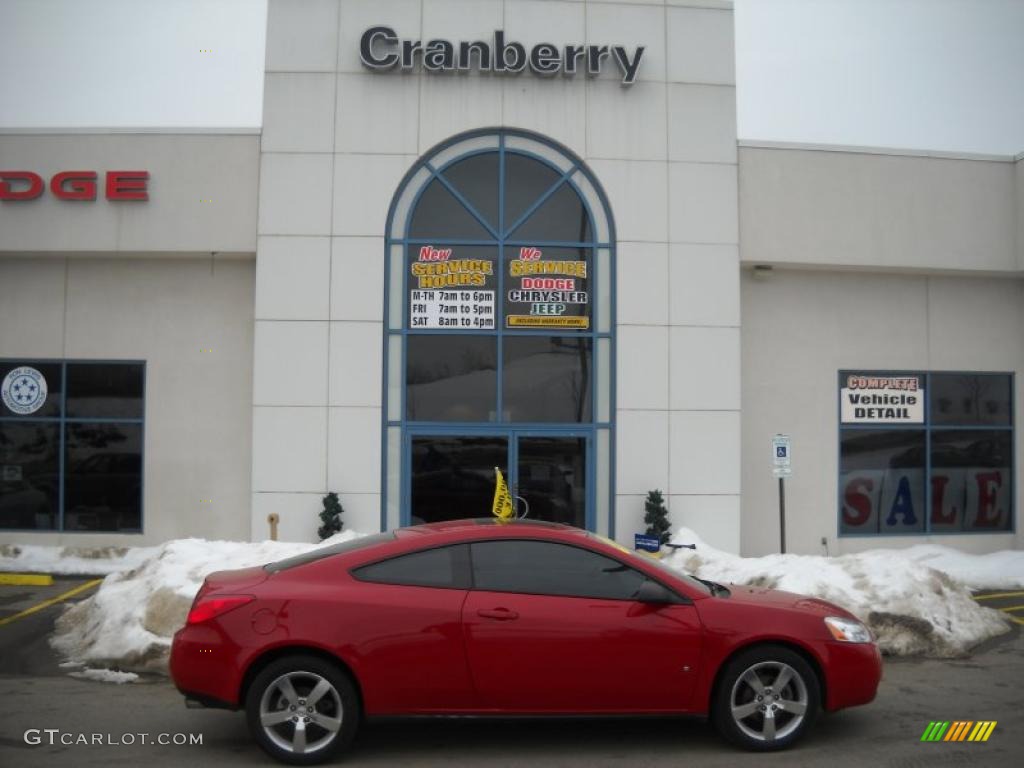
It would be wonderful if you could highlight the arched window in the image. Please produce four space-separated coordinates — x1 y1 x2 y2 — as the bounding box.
382 130 615 535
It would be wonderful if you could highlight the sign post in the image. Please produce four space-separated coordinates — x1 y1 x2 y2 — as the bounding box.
772 434 792 554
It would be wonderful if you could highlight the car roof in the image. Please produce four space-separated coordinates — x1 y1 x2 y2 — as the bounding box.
395 518 585 539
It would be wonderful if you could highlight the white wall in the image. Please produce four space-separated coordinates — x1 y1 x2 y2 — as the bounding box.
256 0 743 549
739 145 1019 273
0 256 255 547
740 268 1023 556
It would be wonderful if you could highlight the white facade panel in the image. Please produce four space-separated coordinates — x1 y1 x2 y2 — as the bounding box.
617 326 670 410
669 161 739 244
253 321 329 406
615 411 670 496
258 153 335 236
668 243 741 326
668 83 738 164
335 73 419 155
255 236 332 320
666 6 736 85
669 326 741 410
587 81 667 162
262 73 337 153
328 322 383 407
252 406 328 493
265 0 339 72
616 242 669 325
330 237 386 321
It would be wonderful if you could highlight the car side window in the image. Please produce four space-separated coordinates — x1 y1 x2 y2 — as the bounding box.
471 540 646 600
352 544 469 589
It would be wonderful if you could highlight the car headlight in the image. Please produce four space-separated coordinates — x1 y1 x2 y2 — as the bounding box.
824 616 873 643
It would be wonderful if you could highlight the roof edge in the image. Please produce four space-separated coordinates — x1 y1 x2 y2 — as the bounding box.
0 127 261 136
738 139 1016 164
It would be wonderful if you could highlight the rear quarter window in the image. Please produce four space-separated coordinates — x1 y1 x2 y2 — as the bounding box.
352 544 470 589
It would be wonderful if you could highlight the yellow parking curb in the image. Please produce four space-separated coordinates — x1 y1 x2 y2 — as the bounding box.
0 573 54 586
972 590 1024 601
0 578 102 628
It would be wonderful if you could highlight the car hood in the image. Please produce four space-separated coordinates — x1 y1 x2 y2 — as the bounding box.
721 584 857 619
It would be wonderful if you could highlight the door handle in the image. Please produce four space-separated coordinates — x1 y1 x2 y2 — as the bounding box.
476 608 519 620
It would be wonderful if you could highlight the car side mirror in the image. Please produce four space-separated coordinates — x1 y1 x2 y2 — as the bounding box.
634 579 681 605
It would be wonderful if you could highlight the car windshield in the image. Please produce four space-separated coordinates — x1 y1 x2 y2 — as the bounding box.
586 533 712 596
265 532 395 572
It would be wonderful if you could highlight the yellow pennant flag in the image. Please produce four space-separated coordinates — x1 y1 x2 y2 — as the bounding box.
492 467 514 521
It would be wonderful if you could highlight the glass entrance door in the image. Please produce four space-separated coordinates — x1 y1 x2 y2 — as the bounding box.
407 432 589 528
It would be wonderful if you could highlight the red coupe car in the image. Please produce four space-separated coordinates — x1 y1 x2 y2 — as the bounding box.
170 519 881 764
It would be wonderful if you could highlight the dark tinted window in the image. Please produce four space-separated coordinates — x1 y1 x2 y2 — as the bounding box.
930 429 1012 531
442 154 499 232
64 423 142 532
354 544 469 589
503 337 592 422
66 363 144 419
408 177 492 240
503 153 562 235
0 422 59 529
930 373 1012 426
471 540 646 600
839 429 925 534
406 335 496 421
266 532 396 572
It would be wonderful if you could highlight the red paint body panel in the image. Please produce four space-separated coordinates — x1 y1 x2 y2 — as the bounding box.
463 590 701 712
170 521 882 721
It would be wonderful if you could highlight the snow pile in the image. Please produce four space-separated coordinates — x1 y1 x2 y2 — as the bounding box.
51 532 363 674
69 667 140 684
896 546 1024 590
0 543 159 575
664 528 1012 657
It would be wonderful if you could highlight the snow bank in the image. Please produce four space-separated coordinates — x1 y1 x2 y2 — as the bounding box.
665 528 1012 657
0 543 159 575
51 532 363 675
893 545 1024 590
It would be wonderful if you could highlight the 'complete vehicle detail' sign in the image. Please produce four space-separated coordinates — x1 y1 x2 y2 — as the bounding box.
361 27 645 85
840 374 924 424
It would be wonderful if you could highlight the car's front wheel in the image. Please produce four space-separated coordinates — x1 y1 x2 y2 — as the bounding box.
245 654 359 765
712 644 820 751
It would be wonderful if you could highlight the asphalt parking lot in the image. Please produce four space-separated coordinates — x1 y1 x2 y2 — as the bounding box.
0 579 1022 768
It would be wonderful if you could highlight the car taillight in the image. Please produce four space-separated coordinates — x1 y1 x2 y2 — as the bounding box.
186 594 255 625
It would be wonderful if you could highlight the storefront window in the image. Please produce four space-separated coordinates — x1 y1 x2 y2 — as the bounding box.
384 130 615 534
838 371 1014 535
0 360 144 532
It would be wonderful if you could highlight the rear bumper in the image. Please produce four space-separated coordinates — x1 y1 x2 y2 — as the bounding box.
822 641 883 711
169 624 244 708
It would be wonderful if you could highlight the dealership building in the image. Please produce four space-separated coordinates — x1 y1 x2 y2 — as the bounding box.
1 0 1020 557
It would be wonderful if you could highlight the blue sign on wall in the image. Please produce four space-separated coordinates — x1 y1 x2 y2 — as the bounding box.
634 534 661 553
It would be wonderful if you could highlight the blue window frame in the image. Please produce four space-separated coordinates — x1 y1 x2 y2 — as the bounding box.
838 370 1014 536
382 129 616 535
0 359 145 533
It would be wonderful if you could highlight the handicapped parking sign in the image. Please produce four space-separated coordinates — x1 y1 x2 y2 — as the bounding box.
772 434 792 477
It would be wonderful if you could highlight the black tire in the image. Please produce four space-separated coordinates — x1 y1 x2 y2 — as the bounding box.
711 644 820 751
245 654 359 765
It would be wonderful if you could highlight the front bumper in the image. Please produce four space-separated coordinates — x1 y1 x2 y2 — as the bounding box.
822 640 883 711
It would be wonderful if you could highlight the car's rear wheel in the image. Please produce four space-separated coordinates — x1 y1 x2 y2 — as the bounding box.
712 644 820 751
245 655 359 765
